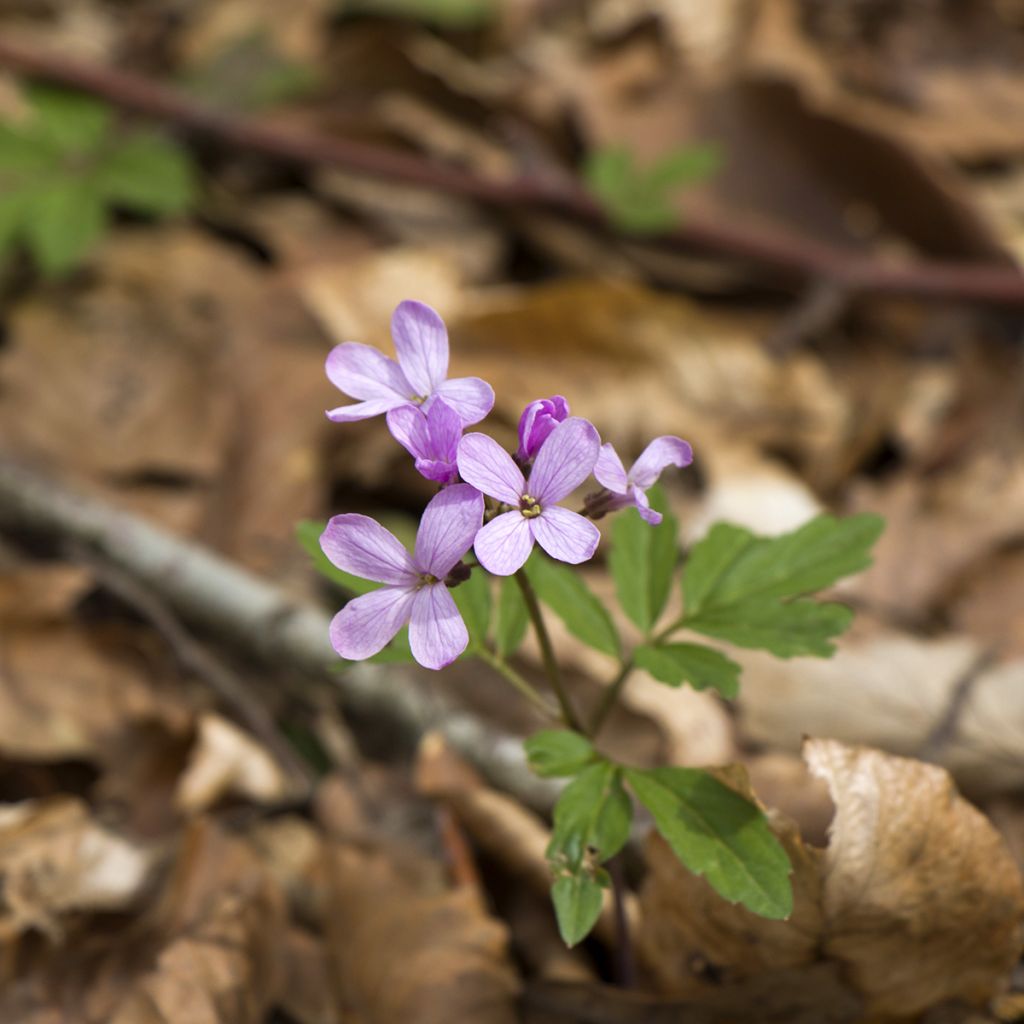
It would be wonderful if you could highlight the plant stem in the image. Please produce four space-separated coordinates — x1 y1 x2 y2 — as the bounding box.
514 569 584 733
476 647 560 720
588 657 634 739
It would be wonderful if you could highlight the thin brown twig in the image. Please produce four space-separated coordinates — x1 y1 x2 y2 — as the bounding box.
2 39 1024 306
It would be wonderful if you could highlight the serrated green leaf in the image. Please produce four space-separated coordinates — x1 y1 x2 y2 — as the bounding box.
295 519 380 595
686 599 852 657
450 568 490 650
525 730 595 778
494 575 528 657
634 642 740 698
551 872 604 948
549 762 632 869
524 555 619 658
28 87 112 152
625 766 792 919
609 486 678 631
97 133 196 215
24 181 107 275
684 515 884 616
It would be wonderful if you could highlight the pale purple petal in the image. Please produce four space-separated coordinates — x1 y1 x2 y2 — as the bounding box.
414 458 458 485
386 404 430 459
425 397 464 462
431 377 495 426
327 397 405 423
531 506 600 565
517 395 570 461
391 300 449 397
473 511 534 576
413 484 484 577
593 443 629 494
633 486 663 525
629 436 694 488
320 515 416 585
409 584 468 669
528 417 600 506
329 586 415 660
326 343 412 401
457 433 525 504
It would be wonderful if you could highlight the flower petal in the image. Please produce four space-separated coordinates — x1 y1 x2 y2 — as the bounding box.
329 586 415 661
529 417 600 506
457 433 525 504
593 442 629 494
386 404 430 459
326 343 411 401
425 397 464 462
629 436 694 488
531 506 600 565
473 511 534 576
327 397 404 423
414 458 459 485
391 300 449 396
414 483 484 577
431 377 495 426
632 486 663 525
409 584 468 670
320 515 416 585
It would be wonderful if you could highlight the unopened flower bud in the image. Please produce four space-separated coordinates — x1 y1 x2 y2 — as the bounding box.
516 396 570 462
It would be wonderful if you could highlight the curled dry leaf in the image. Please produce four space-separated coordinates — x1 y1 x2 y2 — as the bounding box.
175 713 294 814
0 797 156 941
637 741 1024 1020
322 842 520 1024
805 738 1024 1018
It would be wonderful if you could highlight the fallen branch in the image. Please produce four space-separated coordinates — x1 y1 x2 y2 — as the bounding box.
1 39 1024 306
0 456 559 813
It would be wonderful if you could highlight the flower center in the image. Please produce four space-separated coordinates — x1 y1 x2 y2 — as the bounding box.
417 572 439 587
409 394 428 405
519 493 542 518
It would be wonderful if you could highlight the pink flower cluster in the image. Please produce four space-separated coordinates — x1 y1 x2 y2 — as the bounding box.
320 301 692 670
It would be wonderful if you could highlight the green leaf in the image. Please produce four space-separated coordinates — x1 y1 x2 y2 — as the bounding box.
685 599 853 658
451 569 490 651
683 515 885 616
609 486 679 632
634 642 741 698
24 181 107 275
295 519 380 595
524 730 595 778
494 575 528 658
341 0 498 30
549 762 632 870
97 134 196 215
551 872 605 948
646 143 721 189
625 766 792 919
524 555 619 658
28 87 112 152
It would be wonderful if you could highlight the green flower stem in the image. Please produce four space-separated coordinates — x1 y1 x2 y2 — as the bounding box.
588 656 633 738
476 647 560 719
514 569 585 733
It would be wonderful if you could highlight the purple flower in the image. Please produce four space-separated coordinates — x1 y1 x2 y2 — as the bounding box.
387 398 462 486
457 417 601 575
517 396 570 462
319 484 484 669
325 300 494 425
593 437 693 525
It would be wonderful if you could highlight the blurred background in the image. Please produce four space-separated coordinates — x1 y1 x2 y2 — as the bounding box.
2 1 1024 1021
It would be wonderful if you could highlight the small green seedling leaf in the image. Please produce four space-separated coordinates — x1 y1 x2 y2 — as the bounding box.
551 871 606 948
634 642 741 698
451 568 490 651
525 730 596 778
525 554 619 658
625 766 792 919
609 486 678 632
494 575 529 657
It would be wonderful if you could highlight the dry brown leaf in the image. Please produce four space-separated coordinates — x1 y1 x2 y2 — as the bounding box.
174 713 294 814
322 841 520 1024
0 622 189 763
806 738 1024 1017
0 797 156 941
0 561 93 624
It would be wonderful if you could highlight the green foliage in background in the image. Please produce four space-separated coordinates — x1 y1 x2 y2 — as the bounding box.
337 0 497 29
585 143 720 234
0 87 196 275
